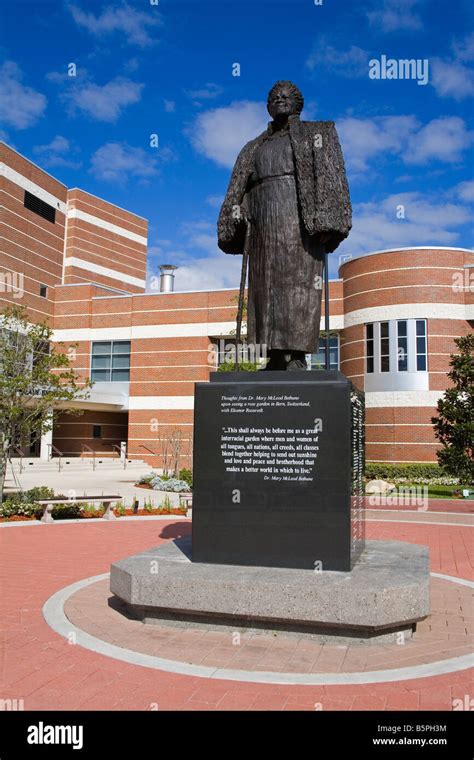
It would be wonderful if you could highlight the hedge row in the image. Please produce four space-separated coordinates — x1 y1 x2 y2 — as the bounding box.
365 463 450 481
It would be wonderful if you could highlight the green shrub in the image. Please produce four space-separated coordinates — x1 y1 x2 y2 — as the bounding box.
365 463 455 482
179 468 193 488
160 495 173 513
217 361 260 372
51 504 83 520
6 486 55 505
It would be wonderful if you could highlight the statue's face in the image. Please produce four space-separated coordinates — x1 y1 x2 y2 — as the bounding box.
267 86 298 119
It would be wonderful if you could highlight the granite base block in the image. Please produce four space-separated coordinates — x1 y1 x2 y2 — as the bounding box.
110 538 430 643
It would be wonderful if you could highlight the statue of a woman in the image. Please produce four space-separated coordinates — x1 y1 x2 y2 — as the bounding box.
218 81 351 370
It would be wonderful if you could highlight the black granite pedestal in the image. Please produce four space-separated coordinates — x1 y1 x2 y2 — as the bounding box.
192 371 365 572
111 370 431 640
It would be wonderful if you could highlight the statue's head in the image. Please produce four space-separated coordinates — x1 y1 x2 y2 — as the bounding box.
267 81 304 120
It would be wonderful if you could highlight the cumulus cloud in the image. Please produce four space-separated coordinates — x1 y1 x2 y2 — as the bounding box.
404 117 473 165
337 115 472 176
68 2 162 47
432 33 474 100
337 190 471 258
455 180 474 203
306 40 369 78
0 61 46 129
63 76 143 122
367 0 423 33
147 219 242 292
337 115 419 172
185 82 224 104
33 135 82 169
188 100 268 168
90 142 159 184
431 58 474 101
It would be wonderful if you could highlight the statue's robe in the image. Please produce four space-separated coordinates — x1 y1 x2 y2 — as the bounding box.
218 116 351 353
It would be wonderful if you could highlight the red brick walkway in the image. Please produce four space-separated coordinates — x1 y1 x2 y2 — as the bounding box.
0 516 472 711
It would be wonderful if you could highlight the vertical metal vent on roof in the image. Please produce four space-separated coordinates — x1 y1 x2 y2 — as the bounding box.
24 190 56 224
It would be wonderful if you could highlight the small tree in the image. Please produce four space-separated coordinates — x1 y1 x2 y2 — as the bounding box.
432 334 474 484
0 306 90 504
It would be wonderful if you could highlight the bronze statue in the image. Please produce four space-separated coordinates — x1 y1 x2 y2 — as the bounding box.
218 81 351 370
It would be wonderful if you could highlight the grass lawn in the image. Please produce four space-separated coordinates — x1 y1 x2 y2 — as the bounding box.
401 484 468 500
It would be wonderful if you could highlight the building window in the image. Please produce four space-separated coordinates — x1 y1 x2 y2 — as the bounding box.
39 284 47 298
311 333 340 370
397 320 408 372
24 191 56 224
380 322 390 372
416 319 427 371
91 341 131 382
92 425 102 439
366 324 374 373
365 319 429 383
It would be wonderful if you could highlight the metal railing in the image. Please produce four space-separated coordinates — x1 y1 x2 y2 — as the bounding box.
139 444 157 456
47 443 64 472
111 443 127 469
81 444 97 471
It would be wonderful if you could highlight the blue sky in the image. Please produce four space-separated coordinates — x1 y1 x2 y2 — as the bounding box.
0 0 473 288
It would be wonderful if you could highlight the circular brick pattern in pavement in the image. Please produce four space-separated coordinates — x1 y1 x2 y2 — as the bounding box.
46 572 474 685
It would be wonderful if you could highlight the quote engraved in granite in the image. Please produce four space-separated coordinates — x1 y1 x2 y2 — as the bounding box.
219 394 322 482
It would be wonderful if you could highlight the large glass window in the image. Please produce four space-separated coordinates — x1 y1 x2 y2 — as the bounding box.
91 341 131 382
416 320 427 371
311 333 339 370
380 322 390 372
366 324 374 373
397 320 408 372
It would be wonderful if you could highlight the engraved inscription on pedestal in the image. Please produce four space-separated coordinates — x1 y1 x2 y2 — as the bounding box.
192 371 365 572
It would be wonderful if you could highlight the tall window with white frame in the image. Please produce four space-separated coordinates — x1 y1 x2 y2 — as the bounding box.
397 320 408 372
91 341 131 382
416 320 427 371
366 324 374 373
380 322 390 372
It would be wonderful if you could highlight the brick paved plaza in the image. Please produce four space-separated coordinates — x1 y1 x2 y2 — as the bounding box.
1 507 472 712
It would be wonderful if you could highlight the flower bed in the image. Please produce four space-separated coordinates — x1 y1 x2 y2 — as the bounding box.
0 486 187 522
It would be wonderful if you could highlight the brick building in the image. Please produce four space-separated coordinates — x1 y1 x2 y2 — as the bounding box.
1 142 473 466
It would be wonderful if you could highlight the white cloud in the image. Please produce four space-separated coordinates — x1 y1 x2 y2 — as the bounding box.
453 32 474 62
337 115 472 176
33 135 82 169
189 100 268 168
405 117 473 165
456 180 474 203
162 253 242 292
68 2 162 47
164 99 175 113
431 58 474 101
306 41 369 78
431 33 474 100
337 115 419 172
64 76 143 122
338 190 471 258
367 0 422 33
90 142 159 183
185 83 223 103
0 61 46 129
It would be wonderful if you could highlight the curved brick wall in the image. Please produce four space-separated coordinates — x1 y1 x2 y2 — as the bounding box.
340 248 473 463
